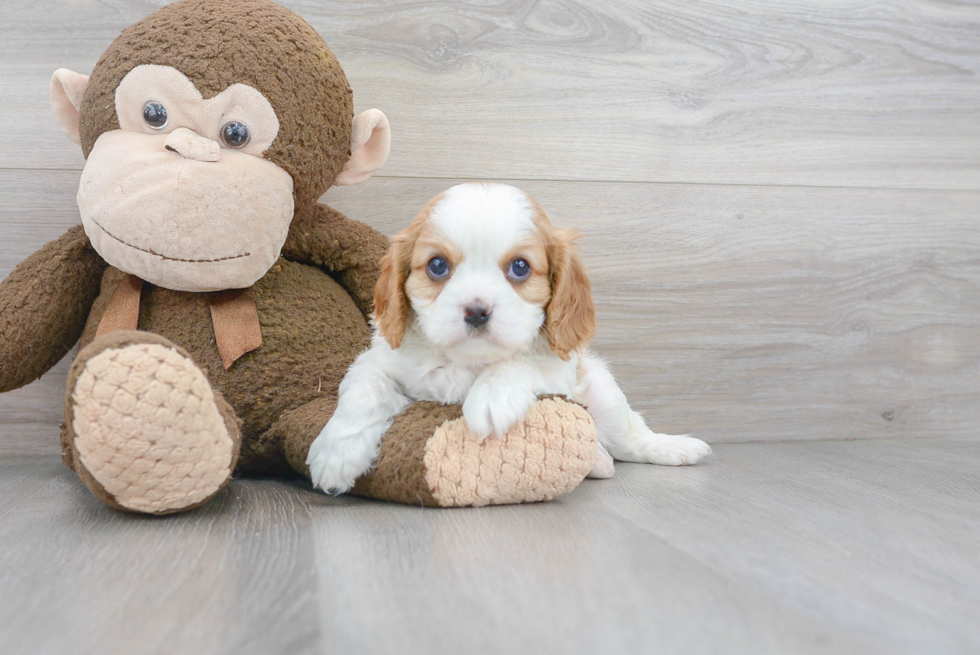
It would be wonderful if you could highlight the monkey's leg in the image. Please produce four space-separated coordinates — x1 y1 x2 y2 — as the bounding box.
272 396 598 507
62 330 241 515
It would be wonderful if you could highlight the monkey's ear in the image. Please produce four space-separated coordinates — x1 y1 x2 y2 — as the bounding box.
334 109 391 186
50 69 90 145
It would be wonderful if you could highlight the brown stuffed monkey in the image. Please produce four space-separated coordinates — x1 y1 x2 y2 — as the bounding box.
0 0 596 514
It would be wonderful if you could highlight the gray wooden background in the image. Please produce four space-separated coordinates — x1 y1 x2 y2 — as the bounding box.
2 0 978 455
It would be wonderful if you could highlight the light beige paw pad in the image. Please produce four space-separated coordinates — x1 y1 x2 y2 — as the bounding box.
71 343 234 513
423 397 597 507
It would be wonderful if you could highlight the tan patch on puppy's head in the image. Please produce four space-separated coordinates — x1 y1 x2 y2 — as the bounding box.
404 221 462 307
499 235 551 306
374 193 447 348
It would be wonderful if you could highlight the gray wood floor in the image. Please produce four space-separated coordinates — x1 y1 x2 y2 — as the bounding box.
1 438 978 655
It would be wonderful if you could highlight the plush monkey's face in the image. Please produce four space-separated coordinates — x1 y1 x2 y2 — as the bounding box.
49 0 391 293
75 64 293 292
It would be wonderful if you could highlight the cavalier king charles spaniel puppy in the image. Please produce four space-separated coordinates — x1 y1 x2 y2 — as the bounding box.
307 183 711 493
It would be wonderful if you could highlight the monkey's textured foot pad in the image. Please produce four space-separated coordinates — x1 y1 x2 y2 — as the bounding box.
66 332 240 514
353 396 597 507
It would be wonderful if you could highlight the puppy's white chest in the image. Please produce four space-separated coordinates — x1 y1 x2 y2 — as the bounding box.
407 362 479 404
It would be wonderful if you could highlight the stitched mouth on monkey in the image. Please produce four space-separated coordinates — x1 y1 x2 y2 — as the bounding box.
77 130 294 293
89 216 251 264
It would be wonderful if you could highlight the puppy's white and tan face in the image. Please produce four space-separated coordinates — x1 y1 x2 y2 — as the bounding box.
374 183 595 363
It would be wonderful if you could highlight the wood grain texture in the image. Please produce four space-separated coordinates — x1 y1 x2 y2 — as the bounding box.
1 439 978 655
324 178 980 444
1 1 979 188
2 171 979 455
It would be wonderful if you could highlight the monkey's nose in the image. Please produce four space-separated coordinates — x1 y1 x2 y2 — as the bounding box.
464 303 492 329
163 127 220 163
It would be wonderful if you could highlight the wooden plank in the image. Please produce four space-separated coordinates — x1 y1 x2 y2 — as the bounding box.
0 457 325 655
1 1 979 189
2 439 979 654
1 171 978 455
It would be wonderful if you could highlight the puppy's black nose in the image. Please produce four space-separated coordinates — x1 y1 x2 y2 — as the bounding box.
464 303 492 328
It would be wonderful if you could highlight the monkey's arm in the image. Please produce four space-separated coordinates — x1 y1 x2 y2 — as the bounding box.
281 203 389 318
0 225 107 393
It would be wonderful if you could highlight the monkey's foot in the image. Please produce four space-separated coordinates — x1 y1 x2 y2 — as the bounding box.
354 396 597 507
65 331 241 514
271 395 596 507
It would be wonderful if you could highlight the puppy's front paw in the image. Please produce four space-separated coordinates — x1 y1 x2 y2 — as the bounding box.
462 380 537 440
642 432 712 466
306 426 378 494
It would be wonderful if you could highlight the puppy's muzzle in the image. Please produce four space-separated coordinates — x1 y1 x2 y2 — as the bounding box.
463 302 492 329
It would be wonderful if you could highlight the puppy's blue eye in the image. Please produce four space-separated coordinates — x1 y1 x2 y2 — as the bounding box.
427 257 450 279
508 258 531 281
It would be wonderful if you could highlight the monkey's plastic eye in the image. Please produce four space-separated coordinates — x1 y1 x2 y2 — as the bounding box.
142 101 168 130
507 258 531 281
220 122 251 148
427 257 450 280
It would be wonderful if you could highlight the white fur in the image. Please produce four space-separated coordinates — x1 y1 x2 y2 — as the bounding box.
307 183 710 493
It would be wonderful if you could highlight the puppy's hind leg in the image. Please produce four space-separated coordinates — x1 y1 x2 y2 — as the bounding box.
575 352 711 466
587 441 616 479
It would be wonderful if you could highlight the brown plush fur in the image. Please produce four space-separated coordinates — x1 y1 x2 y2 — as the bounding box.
262 391 448 504
283 203 388 318
0 226 107 393
349 402 461 506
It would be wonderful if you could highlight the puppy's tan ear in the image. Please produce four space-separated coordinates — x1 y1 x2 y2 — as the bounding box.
373 231 413 348
545 229 596 360
374 192 444 348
